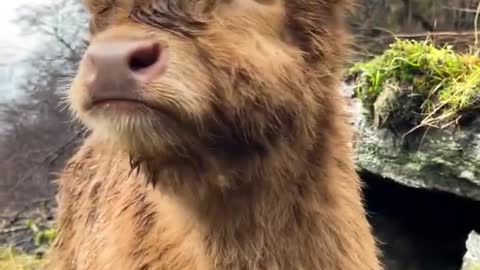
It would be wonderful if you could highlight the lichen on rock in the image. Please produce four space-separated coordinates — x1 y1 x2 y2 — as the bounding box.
352 104 480 200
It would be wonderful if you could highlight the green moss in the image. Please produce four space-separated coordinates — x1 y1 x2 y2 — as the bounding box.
0 219 56 270
0 247 45 270
349 39 480 131
24 219 57 249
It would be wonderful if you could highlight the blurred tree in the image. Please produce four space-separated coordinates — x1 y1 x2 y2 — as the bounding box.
0 0 89 213
350 0 480 58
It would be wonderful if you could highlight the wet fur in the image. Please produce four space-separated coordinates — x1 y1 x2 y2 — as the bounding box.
46 0 383 269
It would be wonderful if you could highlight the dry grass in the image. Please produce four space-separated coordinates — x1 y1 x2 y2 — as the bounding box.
0 247 45 270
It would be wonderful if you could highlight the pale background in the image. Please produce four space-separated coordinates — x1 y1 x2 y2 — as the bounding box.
0 0 49 98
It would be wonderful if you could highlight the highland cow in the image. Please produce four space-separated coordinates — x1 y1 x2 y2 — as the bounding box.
46 0 382 269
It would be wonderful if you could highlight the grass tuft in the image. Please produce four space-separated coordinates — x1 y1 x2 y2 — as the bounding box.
349 39 480 133
0 247 45 270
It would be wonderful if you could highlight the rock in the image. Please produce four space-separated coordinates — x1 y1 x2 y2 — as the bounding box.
462 231 480 270
341 83 480 201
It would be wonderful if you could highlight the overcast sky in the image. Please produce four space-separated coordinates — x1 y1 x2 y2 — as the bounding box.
0 0 47 64
0 0 49 97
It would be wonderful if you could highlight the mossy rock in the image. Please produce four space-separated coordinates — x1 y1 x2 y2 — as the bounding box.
349 39 480 133
341 82 480 200
346 39 480 200
353 101 480 200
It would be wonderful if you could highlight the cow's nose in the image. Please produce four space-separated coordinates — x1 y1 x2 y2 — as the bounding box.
81 40 168 95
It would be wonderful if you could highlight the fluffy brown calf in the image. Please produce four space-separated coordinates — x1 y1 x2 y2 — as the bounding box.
46 0 382 269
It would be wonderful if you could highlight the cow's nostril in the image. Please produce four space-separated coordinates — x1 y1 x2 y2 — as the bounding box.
128 43 161 72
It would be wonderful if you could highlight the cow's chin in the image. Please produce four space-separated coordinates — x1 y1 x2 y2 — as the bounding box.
82 108 196 162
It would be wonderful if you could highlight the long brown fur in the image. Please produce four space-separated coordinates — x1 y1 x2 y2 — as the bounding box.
46 0 383 269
